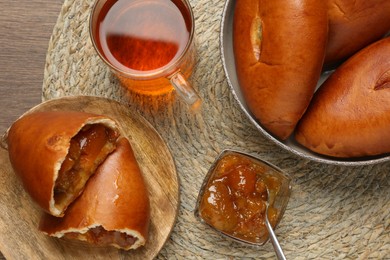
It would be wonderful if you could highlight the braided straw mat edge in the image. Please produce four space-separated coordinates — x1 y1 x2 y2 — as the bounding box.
42 0 389 259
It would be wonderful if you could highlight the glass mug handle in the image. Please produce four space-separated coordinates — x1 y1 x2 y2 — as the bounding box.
169 71 200 106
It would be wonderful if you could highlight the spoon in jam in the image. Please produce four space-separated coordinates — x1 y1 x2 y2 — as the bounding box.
195 150 292 255
265 187 286 260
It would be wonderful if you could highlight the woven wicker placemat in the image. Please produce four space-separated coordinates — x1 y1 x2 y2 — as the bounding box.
42 0 389 258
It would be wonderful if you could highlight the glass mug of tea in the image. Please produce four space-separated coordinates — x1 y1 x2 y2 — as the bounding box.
89 0 200 105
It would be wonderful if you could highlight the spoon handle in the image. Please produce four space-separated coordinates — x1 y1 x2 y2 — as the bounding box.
265 217 287 260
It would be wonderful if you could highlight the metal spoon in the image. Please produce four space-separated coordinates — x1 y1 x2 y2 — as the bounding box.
265 188 287 260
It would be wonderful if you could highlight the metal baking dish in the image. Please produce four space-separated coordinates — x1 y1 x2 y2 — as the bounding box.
220 0 390 166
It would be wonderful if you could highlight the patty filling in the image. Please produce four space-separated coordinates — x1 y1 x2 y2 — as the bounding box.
65 226 138 249
54 124 118 210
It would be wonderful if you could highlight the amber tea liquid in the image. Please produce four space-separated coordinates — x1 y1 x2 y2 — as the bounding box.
95 0 192 74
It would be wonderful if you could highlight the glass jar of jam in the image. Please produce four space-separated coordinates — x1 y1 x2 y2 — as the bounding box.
195 150 291 245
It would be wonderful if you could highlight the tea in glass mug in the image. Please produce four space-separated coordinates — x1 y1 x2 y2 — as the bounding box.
90 0 199 105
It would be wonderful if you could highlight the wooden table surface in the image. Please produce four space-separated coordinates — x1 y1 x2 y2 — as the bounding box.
0 0 63 258
0 0 63 134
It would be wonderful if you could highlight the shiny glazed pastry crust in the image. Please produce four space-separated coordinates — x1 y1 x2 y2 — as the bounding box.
295 38 390 158
6 111 120 217
233 0 328 140
325 0 390 66
39 137 150 250
233 0 390 141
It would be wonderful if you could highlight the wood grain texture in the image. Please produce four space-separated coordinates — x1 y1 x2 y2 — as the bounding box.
0 0 62 134
0 1 62 258
0 96 179 259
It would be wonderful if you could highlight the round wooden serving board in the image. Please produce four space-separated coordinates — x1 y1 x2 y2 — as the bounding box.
0 96 179 259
